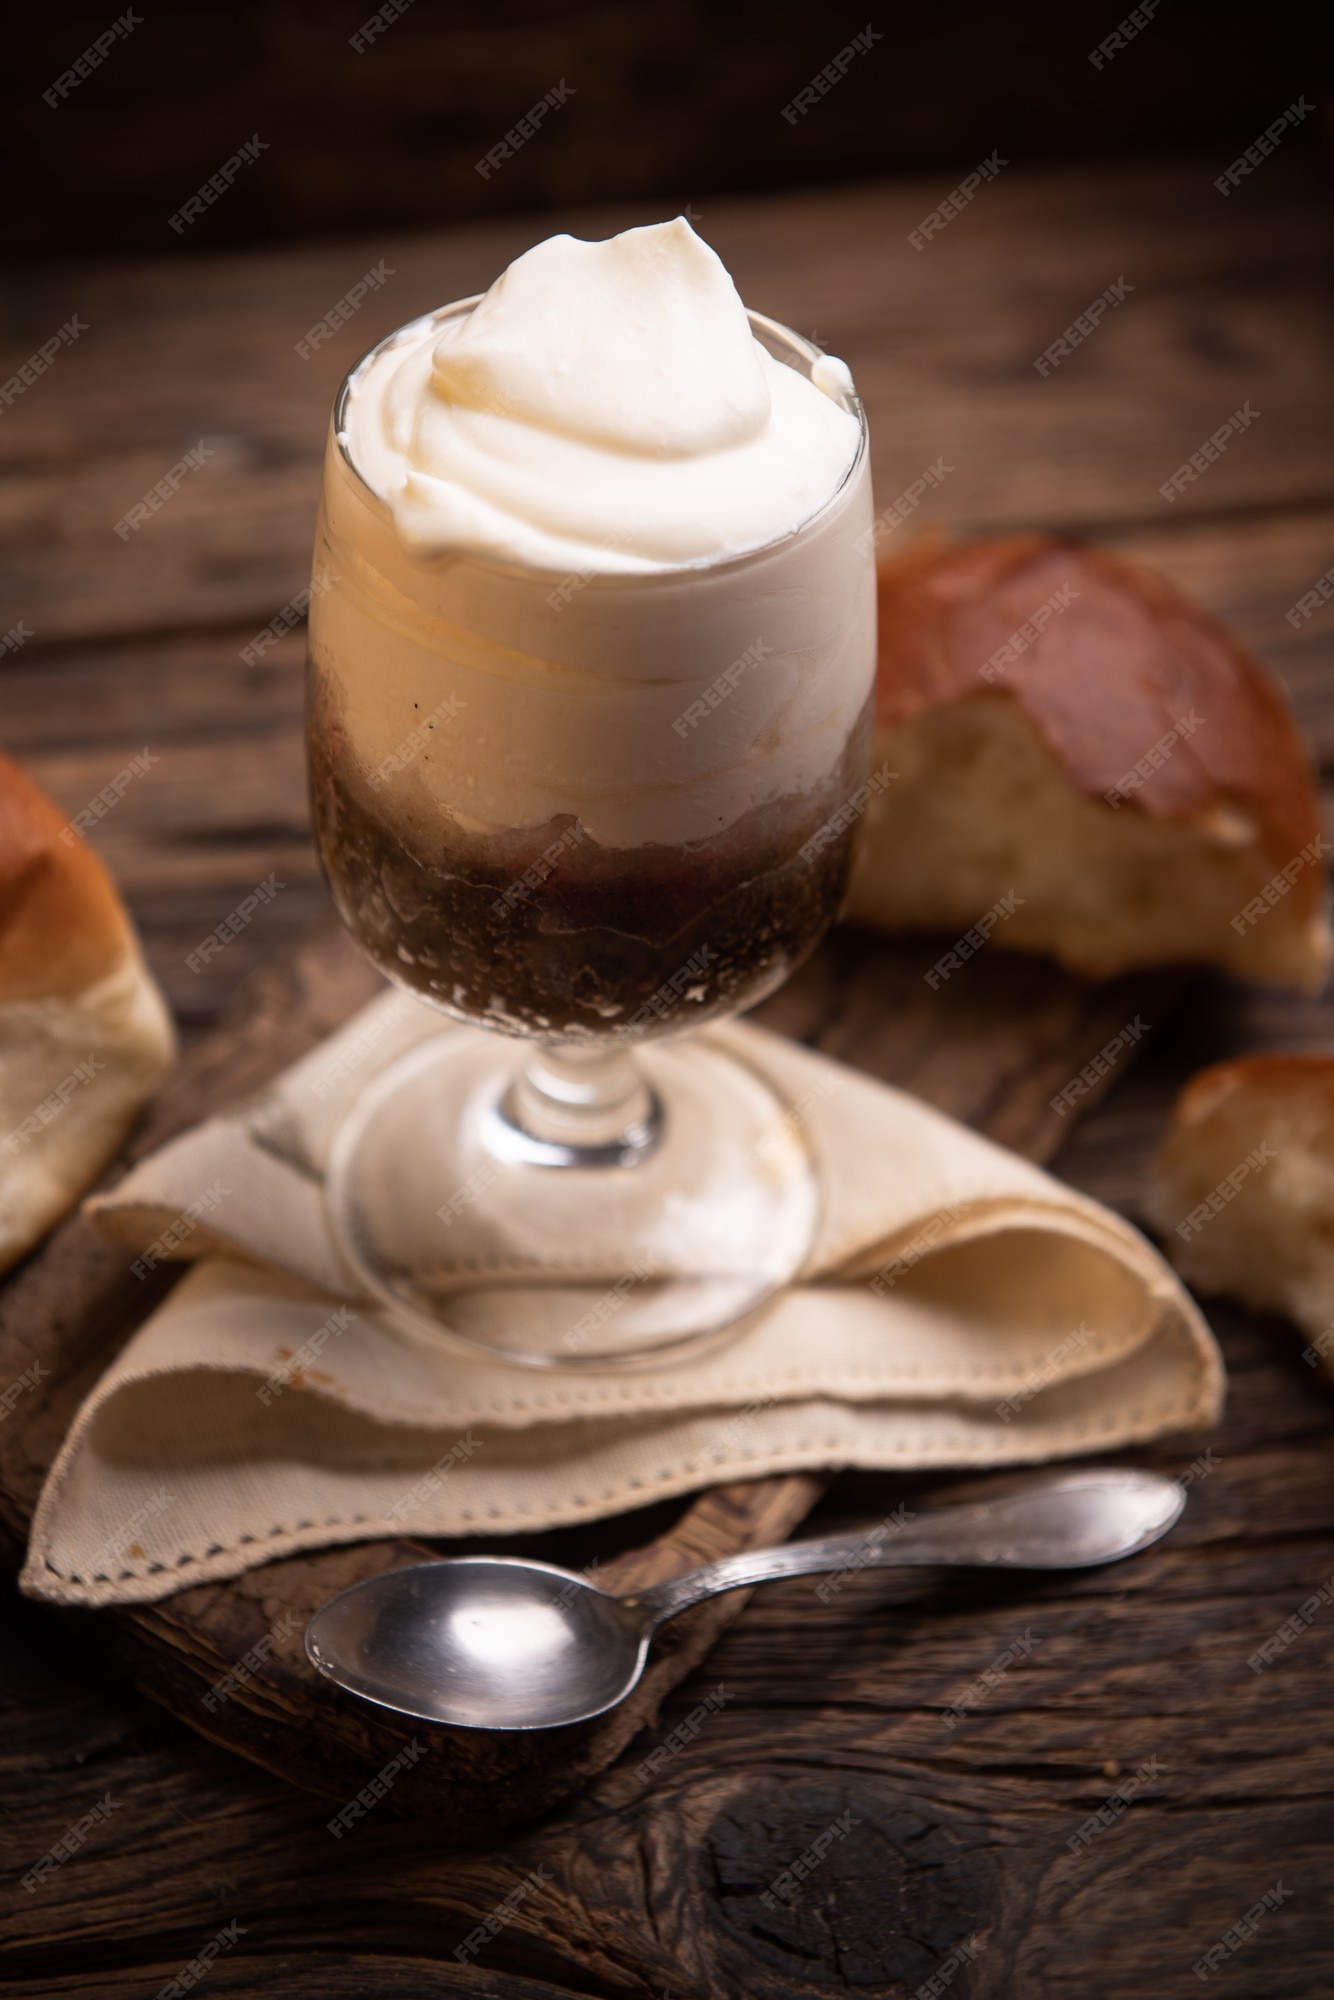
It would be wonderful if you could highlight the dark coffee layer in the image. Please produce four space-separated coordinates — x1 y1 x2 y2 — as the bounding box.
308 671 872 1041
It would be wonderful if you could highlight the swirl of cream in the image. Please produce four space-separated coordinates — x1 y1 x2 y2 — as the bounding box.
342 218 860 572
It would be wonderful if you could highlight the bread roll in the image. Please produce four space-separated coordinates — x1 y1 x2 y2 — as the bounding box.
1146 1054 1334 1367
0 750 174 1273
846 535 1330 990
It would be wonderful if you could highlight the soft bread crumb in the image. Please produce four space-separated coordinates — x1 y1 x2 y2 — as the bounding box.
849 695 1330 988
1146 1055 1334 1372
847 535 1331 991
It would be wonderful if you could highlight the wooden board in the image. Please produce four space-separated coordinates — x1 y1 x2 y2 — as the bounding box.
0 911 1172 1840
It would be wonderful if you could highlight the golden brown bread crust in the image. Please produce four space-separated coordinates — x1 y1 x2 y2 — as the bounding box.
874 534 1321 889
1164 1051 1334 1129
0 748 134 1002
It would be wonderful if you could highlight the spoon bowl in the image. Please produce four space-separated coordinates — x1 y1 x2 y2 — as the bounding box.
306 1555 650 1730
306 1468 1185 1731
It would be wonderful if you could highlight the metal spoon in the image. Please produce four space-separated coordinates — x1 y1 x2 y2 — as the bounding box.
305 1467 1182 1732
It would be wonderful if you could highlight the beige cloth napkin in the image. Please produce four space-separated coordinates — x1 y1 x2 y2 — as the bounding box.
22 992 1223 1607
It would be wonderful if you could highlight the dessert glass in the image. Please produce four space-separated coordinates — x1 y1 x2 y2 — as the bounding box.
308 302 874 1366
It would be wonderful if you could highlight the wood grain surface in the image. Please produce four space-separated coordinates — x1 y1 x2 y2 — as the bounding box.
3 156 1334 1996
0 907 1168 1840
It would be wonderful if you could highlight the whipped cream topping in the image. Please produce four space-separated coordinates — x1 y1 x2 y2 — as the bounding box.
313 219 875 849
341 218 860 572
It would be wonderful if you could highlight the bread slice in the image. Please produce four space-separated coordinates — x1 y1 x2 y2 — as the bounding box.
846 534 1330 990
0 750 175 1273
1146 1054 1334 1366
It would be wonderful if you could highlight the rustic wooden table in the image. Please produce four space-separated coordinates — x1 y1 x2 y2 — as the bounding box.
4 156 1334 1996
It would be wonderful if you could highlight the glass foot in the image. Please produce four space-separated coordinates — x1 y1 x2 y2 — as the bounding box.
325 1031 819 1368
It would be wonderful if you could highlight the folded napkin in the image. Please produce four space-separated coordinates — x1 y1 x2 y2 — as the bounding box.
22 992 1223 1607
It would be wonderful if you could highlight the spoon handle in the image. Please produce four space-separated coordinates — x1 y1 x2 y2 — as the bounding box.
629 1468 1182 1628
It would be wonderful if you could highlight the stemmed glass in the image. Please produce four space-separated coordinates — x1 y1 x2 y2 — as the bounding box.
307 300 874 1366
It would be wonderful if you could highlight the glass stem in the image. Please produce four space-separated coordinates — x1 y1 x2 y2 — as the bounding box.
497 1043 663 1168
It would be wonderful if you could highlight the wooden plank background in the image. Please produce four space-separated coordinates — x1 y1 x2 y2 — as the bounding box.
6 3 1315 259
3 155 1334 1995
